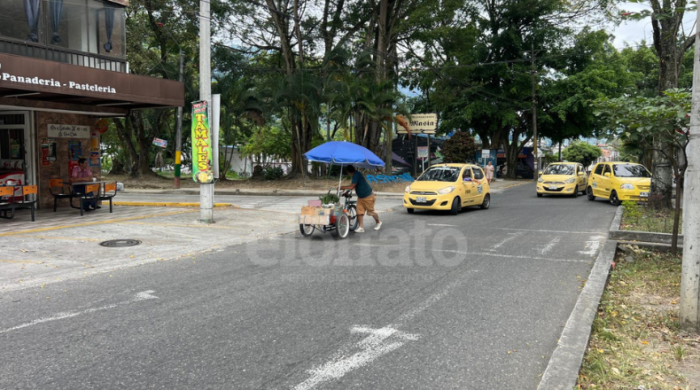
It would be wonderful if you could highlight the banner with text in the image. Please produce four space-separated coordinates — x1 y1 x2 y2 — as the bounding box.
191 101 214 183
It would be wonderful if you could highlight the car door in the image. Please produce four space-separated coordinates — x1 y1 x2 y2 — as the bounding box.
598 164 613 197
472 167 487 203
576 164 586 191
590 163 604 197
460 167 476 205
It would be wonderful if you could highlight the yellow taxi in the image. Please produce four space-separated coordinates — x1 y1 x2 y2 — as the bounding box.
404 164 490 215
587 162 652 205
536 162 587 197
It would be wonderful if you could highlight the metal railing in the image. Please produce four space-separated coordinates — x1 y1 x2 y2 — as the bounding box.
0 37 127 73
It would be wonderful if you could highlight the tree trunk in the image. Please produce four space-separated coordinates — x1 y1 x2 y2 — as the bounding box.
650 0 690 208
672 174 683 253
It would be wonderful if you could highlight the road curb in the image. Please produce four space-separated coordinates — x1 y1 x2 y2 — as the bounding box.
608 205 684 245
537 216 618 389
113 201 238 208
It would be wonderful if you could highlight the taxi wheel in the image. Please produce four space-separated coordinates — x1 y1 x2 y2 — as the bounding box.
480 194 491 209
407 208 415 214
537 193 543 198
450 197 461 215
572 187 579 198
609 191 621 206
587 187 595 201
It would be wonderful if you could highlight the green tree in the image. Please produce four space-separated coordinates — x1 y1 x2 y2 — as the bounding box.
241 126 292 171
562 141 602 167
594 89 691 252
441 132 478 163
404 1 617 178
618 1 696 206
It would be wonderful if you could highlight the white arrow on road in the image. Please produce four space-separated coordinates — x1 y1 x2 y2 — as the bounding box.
0 290 158 334
293 326 420 390
293 278 467 390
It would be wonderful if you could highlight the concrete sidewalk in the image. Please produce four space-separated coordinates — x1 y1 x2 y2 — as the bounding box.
0 206 298 292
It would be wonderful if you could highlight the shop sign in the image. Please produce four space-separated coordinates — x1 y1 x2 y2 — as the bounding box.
396 113 438 134
0 54 184 108
482 149 490 159
191 100 214 183
48 124 90 139
153 138 168 148
95 119 110 134
417 146 429 159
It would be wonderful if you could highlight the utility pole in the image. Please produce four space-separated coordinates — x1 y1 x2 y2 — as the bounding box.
174 49 184 189
199 0 214 223
680 4 700 333
531 41 538 181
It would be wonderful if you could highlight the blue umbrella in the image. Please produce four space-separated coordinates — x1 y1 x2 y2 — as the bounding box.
304 141 385 169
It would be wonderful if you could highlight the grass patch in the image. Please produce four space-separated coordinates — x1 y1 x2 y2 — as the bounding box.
577 250 700 389
621 201 682 234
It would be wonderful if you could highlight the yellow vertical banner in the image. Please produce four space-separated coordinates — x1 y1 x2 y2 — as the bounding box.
191 101 214 183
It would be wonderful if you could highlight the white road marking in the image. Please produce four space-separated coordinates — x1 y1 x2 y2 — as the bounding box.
490 232 523 251
355 243 467 255
276 239 589 264
0 290 158 334
579 235 605 257
493 227 605 235
473 252 591 264
541 236 561 255
293 280 463 390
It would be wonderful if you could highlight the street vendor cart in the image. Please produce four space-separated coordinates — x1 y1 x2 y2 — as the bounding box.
299 141 385 239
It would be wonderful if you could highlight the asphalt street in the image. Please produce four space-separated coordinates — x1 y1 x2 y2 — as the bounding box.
0 184 617 390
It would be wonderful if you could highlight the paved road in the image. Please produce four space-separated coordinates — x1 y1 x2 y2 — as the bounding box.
0 184 617 389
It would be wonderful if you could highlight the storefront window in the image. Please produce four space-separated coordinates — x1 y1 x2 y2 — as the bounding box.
88 1 125 58
0 0 125 59
47 0 90 52
0 0 46 43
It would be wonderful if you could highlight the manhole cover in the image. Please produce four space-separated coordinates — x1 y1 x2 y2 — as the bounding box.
99 239 142 248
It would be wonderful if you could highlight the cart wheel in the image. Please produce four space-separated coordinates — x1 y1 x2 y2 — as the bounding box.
299 224 315 237
332 214 350 239
347 205 359 231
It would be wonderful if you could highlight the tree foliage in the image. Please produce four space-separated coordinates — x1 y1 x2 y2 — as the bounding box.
562 141 602 167
593 89 691 251
441 132 478 163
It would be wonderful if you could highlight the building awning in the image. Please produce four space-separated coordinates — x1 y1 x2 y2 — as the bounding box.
0 53 183 116
105 0 129 6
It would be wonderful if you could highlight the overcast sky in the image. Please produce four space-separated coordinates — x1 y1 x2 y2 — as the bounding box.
612 3 697 49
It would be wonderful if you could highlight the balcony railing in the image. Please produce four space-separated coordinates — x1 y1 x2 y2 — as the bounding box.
0 37 127 73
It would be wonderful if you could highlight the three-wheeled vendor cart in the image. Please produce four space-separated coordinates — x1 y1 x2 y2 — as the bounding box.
299 141 385 239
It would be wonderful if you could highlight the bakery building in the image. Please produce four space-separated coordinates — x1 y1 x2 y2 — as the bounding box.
0 0 184 209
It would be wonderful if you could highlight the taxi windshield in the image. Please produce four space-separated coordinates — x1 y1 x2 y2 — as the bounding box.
613 164 651 178
543 165 574 175
417 166 461 182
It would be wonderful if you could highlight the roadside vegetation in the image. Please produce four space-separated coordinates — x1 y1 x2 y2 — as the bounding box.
621 201 682 235
578 249 699 389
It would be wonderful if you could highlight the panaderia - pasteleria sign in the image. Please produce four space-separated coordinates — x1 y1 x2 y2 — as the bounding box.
191 100 214 183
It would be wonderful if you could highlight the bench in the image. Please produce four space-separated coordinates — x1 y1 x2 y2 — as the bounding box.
79 183 100 216
13 185 37 221
50 179 73 211
99 182 117 213
0 186 15 219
